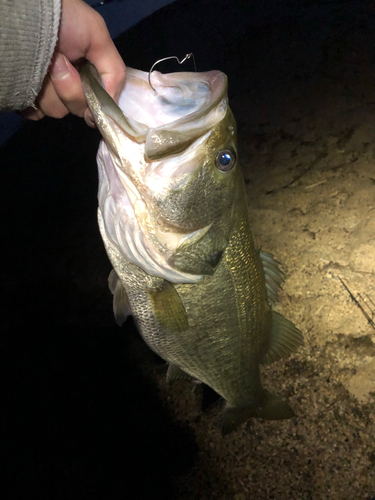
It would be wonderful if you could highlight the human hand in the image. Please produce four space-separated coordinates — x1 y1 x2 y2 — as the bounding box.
23 0 126 127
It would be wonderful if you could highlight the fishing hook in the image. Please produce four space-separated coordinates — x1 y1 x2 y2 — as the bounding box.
148 53 197 93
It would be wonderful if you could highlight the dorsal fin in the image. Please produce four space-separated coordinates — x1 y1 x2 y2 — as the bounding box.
260 250 285 306
261 311 303 365
259 251 303 365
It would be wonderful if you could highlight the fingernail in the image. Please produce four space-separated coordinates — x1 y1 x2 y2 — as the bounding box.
50 53 70 80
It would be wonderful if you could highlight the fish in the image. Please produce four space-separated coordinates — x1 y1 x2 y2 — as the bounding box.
80 61 303 435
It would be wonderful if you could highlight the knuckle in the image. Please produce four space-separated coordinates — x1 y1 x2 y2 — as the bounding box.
93 11 107 31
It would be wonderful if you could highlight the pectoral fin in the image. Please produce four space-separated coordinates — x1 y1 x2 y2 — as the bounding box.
147 281 189 333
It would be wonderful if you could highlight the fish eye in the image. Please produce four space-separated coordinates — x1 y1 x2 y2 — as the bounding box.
215 149 236 172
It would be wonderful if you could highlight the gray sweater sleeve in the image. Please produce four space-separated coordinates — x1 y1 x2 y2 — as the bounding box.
0 0 61 111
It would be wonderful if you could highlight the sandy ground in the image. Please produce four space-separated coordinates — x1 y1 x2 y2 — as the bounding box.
2 1 375 499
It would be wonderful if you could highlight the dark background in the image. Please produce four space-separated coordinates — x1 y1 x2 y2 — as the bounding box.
1 1 372 498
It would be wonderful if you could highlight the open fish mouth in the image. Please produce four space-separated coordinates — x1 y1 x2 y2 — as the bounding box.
80 62 232 283
81 61 228 158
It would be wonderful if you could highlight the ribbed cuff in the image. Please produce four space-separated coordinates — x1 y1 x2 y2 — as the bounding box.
0 0 61 111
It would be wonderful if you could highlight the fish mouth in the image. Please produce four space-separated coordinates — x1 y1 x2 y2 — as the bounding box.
123 68 228 161
80 61 230 283
80 61 228 160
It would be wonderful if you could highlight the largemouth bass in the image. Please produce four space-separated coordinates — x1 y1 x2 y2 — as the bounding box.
80 61 303 435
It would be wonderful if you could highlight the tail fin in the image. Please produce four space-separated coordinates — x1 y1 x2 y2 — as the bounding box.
254 390 295 420
220 390 295 436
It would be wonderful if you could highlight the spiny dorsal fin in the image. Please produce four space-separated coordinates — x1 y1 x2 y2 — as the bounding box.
259 250 285 306
108 269 132 326
261 310 303 365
